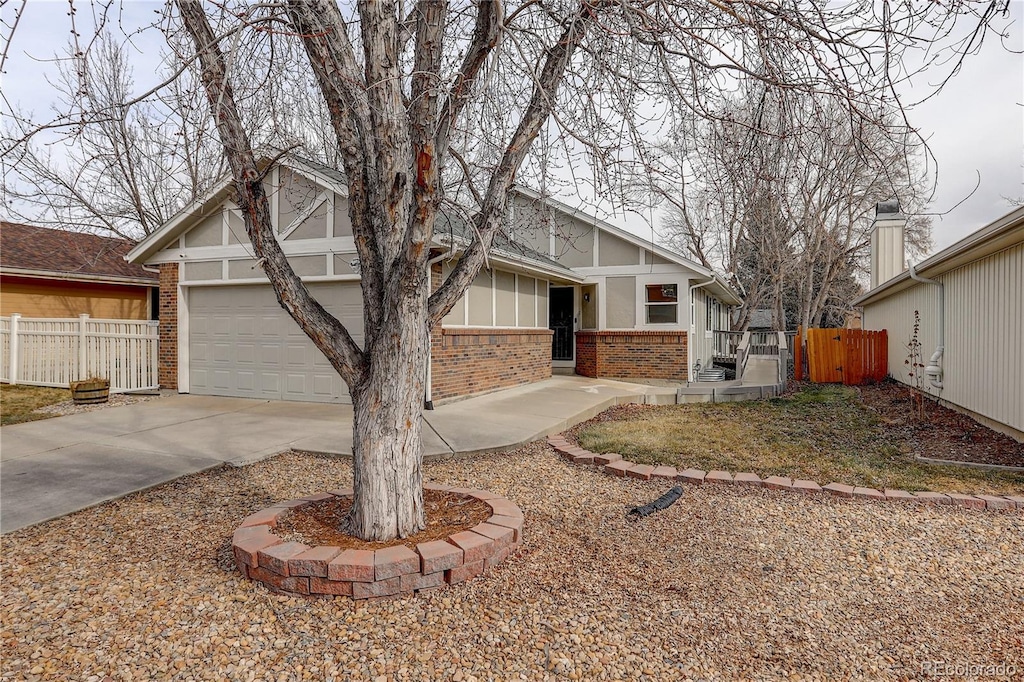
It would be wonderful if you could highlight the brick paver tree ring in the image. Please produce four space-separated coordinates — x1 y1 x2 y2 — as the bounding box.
232 484 523 599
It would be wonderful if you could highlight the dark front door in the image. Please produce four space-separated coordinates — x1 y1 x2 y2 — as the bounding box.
549 287 574 362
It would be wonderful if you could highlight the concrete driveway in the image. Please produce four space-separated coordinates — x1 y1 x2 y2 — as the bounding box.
1 376 673 533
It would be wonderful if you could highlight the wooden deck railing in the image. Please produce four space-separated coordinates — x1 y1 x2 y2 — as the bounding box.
715 330 794 359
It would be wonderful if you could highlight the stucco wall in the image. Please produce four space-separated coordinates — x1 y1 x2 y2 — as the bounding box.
440 260 549 329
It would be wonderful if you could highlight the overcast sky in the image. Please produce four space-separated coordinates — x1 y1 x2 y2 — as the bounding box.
2 1 1021 257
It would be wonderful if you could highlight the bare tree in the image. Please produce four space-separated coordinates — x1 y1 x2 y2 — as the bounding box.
3 1 1011 541
663 84 933 331
1 21 346 240
1 31 227 239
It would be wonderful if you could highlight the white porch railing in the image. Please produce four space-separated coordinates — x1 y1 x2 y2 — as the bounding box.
0 314 159 393
713 330 744 359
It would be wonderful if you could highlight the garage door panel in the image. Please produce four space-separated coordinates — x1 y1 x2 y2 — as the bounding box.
191 341 209 363
285 344 309 368
189 284 358 403
236 372 255 391
312 374 334 396
259 372 280 394
236 316 256 337
284 374 308 397
260 316 283 336
235 343 256 365
259 343 282 364
213 342 235 363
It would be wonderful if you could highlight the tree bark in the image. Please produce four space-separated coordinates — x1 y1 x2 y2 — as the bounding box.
349 286 429 540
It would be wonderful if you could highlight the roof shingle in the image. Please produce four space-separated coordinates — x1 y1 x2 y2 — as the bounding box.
1 222 157 282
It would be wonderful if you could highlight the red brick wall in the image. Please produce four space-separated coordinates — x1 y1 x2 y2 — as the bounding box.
158 263 179 389
575 332 598 378
574 330 688 381
430 328 553 402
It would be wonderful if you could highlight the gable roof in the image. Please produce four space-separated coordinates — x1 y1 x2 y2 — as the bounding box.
125 153 581 283
853 204 1024 307
433 207 583 283
1 222 157 285
124 153 738 301
126 152 351 265
510 186 742 305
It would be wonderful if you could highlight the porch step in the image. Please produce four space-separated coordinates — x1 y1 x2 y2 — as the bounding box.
697 366 727 382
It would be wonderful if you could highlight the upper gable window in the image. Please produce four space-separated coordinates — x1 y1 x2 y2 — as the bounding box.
645 284 678 324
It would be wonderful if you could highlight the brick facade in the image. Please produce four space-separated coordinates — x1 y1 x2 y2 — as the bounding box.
430 328 554 402
575 330 688 381
157 263 179 389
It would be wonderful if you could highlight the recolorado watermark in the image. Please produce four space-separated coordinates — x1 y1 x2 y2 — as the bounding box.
921 660 1018 678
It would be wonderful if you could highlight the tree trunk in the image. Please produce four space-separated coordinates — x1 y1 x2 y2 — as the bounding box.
349 288 428 540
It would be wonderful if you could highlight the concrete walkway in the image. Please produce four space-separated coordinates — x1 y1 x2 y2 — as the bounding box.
1 376 672 534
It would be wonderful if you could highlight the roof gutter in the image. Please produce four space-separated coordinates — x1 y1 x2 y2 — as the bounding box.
0 267 158 287
908 264 944 390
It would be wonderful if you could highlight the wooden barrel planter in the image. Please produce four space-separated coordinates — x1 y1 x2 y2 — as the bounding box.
70 379 110 405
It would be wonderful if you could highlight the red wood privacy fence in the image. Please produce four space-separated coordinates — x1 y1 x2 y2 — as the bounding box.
795 327 888 385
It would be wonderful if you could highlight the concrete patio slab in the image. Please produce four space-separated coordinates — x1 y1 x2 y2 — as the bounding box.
94 409 347 464
2 375 671 533
1 443 223 532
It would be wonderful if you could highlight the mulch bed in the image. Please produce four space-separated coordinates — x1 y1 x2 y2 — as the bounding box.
275 489 492 550
856 381 1024 468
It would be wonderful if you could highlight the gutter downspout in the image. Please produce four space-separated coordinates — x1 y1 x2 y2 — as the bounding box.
424 248 452 410
908 264 944 389
687 276 716 383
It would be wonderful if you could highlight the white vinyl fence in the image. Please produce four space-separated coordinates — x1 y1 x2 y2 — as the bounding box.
0 314 159 393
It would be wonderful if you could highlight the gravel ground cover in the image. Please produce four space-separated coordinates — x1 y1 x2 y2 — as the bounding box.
2 445 1022 681
33 392 159 418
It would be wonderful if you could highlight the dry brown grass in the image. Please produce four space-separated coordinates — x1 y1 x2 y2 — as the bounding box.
576 385 1024 495
0 384 70 426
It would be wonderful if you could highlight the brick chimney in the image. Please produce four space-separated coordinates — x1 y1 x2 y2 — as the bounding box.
869 200 906 289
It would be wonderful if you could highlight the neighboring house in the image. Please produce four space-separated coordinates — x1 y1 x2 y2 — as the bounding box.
732 308 776 331
854 202 1024 441
126 154 738 405
1 222 158 319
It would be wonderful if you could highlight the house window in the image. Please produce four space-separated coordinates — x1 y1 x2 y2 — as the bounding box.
645 283 678 324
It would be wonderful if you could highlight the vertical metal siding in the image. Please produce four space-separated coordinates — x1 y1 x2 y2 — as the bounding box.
862 242 1023 433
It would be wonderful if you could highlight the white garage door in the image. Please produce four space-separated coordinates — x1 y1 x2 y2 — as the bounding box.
188 283 363 403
